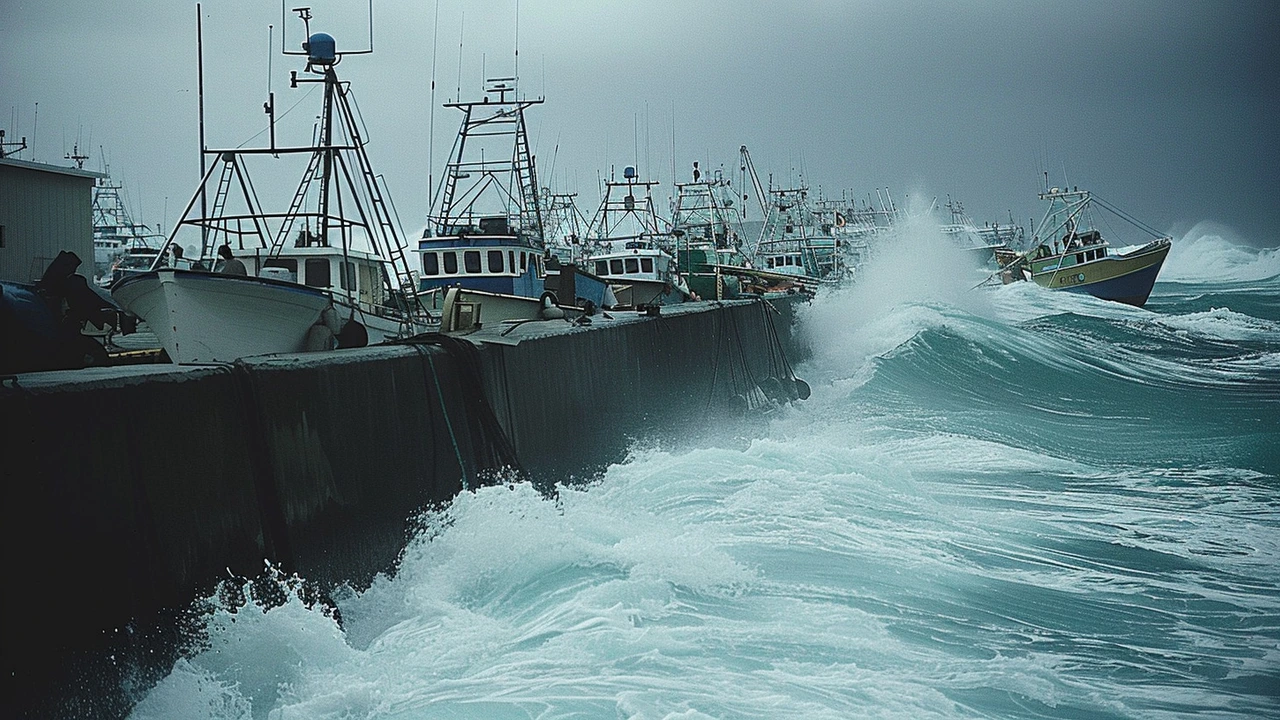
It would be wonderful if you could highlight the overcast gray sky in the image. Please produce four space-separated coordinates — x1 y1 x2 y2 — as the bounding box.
3 0 1276 245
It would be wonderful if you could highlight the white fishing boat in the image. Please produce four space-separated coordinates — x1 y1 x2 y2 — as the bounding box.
112 269 335 363
113 10 431 362
939 196 1022 267
91 169 165 284
583 165 690 308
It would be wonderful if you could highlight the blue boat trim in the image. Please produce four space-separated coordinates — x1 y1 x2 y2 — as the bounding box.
114 269 333 300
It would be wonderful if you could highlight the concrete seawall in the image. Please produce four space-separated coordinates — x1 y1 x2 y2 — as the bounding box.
0 296 807 717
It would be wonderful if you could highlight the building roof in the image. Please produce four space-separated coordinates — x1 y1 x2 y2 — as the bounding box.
0 157 106 180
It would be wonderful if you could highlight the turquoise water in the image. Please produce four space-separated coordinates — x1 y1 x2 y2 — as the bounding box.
129 228 1280 719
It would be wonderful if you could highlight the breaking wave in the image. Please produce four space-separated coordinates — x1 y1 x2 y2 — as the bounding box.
1162 223 1280 283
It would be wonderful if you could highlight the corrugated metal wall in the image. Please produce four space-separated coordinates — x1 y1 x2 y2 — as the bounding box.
0 161 96 283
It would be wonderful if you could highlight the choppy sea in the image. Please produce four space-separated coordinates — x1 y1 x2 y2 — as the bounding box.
129 225 1279 719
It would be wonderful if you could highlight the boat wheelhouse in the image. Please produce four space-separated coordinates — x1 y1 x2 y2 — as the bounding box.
992 187 1171 307
415 79 548 301
583 166 690 307
418 219 547 298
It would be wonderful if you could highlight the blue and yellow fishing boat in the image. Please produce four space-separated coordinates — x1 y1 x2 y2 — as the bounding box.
994 188 1171 307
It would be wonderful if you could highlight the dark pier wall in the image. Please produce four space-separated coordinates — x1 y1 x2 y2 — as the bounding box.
1 347 486 717
482 298 805 481
0 297 805 718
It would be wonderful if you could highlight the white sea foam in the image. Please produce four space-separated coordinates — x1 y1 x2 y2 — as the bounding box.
1162 224 1280 283
799 202 995 382
1154 307 1280 343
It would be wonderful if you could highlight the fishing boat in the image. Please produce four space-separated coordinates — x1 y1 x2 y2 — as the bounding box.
583 165 690 308
751 187 846 283
667 162 754 300
91 166 166 284
416 78 610 330
541 189 589 265
992 187 1171 307
113 12 431 362
939 196 1021 267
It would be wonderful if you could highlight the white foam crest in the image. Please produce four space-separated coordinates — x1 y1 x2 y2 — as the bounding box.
985 279 1152 325
129 593 356 719
798 203 995 382
1154 307 1280 343
1162 223 1280 283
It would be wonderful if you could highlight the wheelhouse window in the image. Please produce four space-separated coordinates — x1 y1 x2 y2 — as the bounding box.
464 250 482 274
641 258 654 273
509 250 516 274
520 252 528 272
1076 253 1085 265
488 250 504 273
610 259 624 274
625 258 640 274
595 260 608 276
340 261 356 291
305 259 331 287
443 251 458 274
423 252 439 276
263 258 298 273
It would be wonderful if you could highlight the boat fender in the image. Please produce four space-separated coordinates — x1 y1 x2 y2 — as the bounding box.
760 377 785 403
539 291 565 320
303 323 336 352
320 306 342 334
336 319 368 349
794 377 811 401
579 299 597 316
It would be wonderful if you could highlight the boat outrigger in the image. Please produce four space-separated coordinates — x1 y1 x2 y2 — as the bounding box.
991 187 1171 307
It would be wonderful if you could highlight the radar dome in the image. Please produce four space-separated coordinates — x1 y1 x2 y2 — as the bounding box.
304 32 336 65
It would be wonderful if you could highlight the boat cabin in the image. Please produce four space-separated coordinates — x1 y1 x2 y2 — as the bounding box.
244 246 390 311
416 222 546 298
589 240 675 284
764 253 807 273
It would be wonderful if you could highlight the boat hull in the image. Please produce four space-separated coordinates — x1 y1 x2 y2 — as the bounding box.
1031 239 1171 307
112 270 332 363
608 278 689 308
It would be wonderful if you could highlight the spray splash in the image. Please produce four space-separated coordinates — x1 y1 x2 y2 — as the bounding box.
799 198 994 381
1163 222 1280 283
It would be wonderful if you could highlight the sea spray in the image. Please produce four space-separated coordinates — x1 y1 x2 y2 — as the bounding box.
1163 222 1280 283
799 200 995 382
